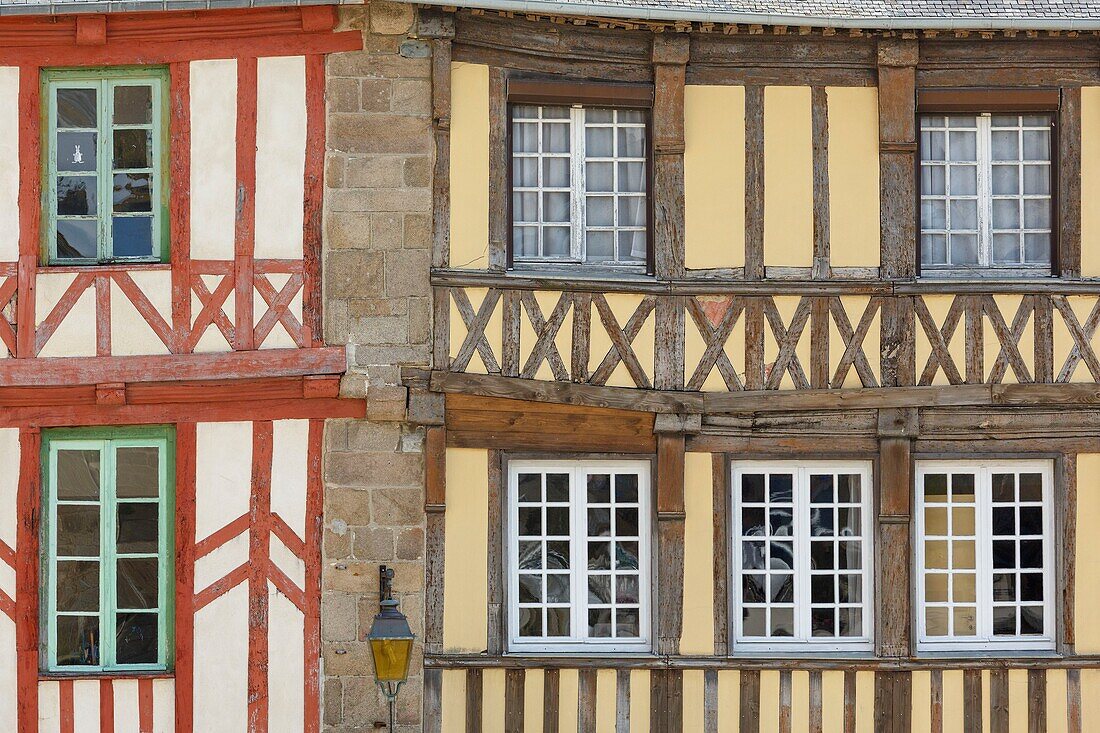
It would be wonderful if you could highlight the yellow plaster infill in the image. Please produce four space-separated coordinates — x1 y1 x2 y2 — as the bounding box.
763 86 814 268
482 669 506 731
826 86 880 269
595 669 617 733
910 671 932 733
855 670 875 733
942 670 965 733
759 670 780 733
682 670 706 731
629 670 651 733
1082 88 1100 277
685 85 746 271
1075 454 1100 653
523 670 544 733
680 452 715 654
1083 669 1100 731
1008 670 1028 733
717 670 740 730
558 669 579 733
441 670 466 733
1046 668 1068 733
442 448 489 652
449 62 489 269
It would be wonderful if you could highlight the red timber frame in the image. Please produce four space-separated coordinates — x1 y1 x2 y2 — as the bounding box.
0 7 365 733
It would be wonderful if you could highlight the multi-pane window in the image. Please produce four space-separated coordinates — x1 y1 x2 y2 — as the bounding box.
44 428 173 671
919 114 1052 271
731 462 873 652
511 104 648 266
915 461 1055 651
46 68 168 264
507 460 650 653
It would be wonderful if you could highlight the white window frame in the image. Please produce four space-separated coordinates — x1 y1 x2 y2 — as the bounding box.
919 113 1053 273
730 461 875 655
510 104 648 268
914 459 1056 653
506 459 652 654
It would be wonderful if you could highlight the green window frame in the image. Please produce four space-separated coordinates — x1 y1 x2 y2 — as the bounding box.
43 426 175 673
44 67 170 265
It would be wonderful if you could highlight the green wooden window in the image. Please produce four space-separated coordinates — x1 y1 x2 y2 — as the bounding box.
43 427 174 672
44 68 169 265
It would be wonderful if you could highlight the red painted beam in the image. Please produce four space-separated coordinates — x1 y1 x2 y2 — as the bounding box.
0 346 347 387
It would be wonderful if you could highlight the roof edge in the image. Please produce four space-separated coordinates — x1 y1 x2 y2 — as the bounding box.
405 0 1100 32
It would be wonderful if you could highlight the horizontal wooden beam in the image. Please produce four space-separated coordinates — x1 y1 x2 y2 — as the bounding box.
434 271 1100 296
430 370 701 414
0 347 346 388
703 384 993 412
425 653 1100 672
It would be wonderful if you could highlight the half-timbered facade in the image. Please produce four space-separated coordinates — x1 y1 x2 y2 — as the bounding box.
397 2 1100 731
0 2 365 731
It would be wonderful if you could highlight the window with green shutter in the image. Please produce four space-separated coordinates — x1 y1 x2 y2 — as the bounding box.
43 427 174 672
45 68 169 265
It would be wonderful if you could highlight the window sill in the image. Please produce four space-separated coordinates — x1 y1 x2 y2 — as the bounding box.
39 669 174 679
43 262 171 274
507 265 652 282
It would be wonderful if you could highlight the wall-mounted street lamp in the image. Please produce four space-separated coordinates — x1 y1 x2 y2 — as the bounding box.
367 565 415 731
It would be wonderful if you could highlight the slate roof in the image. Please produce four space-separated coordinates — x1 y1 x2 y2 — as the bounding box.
405 0 1100 30
0 0 355 15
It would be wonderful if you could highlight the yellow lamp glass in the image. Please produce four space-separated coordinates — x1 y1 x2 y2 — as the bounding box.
369 637 413 682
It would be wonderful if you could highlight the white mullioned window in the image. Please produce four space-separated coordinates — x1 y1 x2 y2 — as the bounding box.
511 104 647 266
507 460 651 653
919 113 1053 271
915 460 1056 652
731 462 874 653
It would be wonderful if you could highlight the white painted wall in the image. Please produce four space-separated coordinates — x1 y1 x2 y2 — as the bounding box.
110 270 173 356
194 583 249 733
195 421 252 543
189 59 237 262
271 419 308 539
0 67 18 264
35 273 96 358
267 583 305 733
255 56 307 261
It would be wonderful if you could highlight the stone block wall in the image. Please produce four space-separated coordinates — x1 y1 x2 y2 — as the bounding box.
322 3 433 730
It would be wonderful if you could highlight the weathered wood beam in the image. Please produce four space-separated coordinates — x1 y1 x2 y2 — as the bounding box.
656 433 686 659
1060 85 1082 279
876 408 916 659
487 67 508 271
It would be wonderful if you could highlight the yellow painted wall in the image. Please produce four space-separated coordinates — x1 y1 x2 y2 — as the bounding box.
1082 87 1100 278
450 62 489 269
1076 453 1100 653
826 87 880 269
763 86 814 269
442 448 489 652
685 85 746 271
681 452 715 655
483 669 506 731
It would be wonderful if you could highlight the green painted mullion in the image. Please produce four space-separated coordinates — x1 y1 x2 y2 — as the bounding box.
45 443 58 669
99 79 112 261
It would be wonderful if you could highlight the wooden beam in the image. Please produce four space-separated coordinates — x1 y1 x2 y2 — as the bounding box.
877 408 915 658
424 426 447 656
657 434 686 657
486 450 504 656
651 33 688 280
1059 85 1082 279
487 67 508 271
877 39 917 281
744 86 765 280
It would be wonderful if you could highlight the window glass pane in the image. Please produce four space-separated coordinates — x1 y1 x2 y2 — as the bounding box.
56 616 99 666
56 561 99 612
112 129 151 170
56 220 98 259
112 217 154 258
113 173 152 213
57 505 100 557
116 447 159 498
58 176 97 216
114 85 152 125
58 88 97 128
57 131 97 172
57 450 100 500
116 557 158 609
117 503 159 553
116 613 158 664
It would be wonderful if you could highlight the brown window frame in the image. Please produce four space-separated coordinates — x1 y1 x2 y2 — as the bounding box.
506 77 656 275
915 88 1061 277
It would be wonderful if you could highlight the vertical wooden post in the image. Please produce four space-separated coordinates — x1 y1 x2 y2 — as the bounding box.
652 34 688 394
487 67 508 272
486 450 504 656
744 86 765 281
878 40 918 389
423 425 447 733
876 408 916 659
651 33 688 281
1060 86 1082 279
654 430 686 733
811 86 831 279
